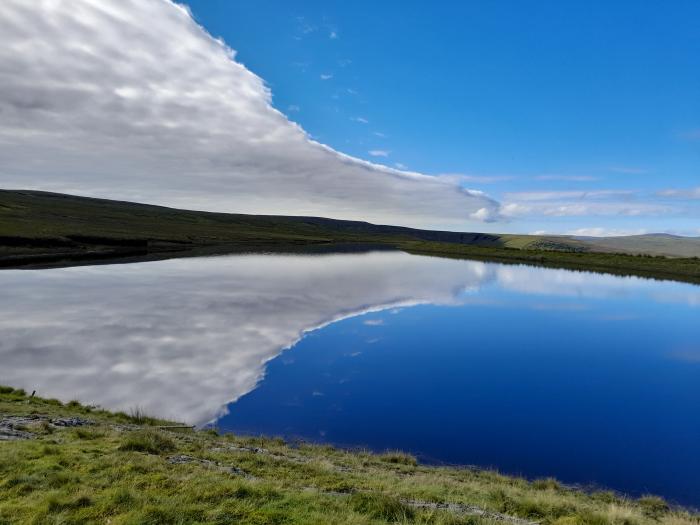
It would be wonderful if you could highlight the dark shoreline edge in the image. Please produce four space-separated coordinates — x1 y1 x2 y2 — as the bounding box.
3 241 699 289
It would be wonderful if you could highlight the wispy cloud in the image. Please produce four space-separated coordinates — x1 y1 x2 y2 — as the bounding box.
329 30 338 39
565 227 649 237
351 116 368 124
373 131 387 138
504 190 638 202
287 105 300 112
295 16 316 36
290 61 311 73
459 175 516 184
501 190 671 218
657 187 700 199
320 73 333 80
502 202 670 218
534 175 599 182
369 150 390 157
363 319 384 326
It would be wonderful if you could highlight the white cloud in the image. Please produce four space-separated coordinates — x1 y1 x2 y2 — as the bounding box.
457 174 516 184
565 228 649 237
395 163 408 170
369 150 390 157
658 187 700 199
501 202 670 217
534 175 599 182
329 31 338 39
503 190 638 202
470 208 495 221
320 73 333 80
0 0 498 229
351 116 369 123
499 189 672 218
296 16 316 35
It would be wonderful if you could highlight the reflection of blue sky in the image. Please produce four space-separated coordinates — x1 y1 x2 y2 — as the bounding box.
0 252 698 427
219 278 700 505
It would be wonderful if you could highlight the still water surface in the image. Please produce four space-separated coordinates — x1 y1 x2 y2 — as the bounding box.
1 252 698 505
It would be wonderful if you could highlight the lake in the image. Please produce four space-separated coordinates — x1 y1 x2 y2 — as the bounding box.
1 251 698 506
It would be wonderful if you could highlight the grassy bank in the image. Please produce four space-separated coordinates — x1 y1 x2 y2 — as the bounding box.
1 387 698 525
398 241 700 285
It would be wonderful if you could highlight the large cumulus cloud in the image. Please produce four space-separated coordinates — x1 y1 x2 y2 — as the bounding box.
0 0 499 228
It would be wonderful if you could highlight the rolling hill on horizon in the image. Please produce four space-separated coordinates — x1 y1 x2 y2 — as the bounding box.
1 189 699 284
1 189 698 257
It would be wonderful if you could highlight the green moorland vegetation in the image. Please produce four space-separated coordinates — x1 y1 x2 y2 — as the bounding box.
1 386 698 525
398 241 700 285
1 189 699 283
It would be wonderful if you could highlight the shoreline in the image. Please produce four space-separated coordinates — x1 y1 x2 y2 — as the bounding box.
2 386 698 523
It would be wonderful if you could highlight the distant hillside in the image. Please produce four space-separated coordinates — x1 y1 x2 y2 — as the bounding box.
1 189 699 283
0 189 506 249
576 234 700 258
0 188 574 256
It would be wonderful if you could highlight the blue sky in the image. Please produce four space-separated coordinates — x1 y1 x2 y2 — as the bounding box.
185 0 700 235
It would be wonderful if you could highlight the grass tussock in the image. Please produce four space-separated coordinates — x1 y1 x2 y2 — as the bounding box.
350 492 415 521
639 496 672 519
118 430 176 455
73 427 105 440
378 450 418 467
533 478 565 491
1 386 698 525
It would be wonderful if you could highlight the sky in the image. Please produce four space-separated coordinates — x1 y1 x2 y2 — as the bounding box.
1 0 698 235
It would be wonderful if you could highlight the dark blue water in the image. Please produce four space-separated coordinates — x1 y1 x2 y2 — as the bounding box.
1 252 698 506
218 268 700 507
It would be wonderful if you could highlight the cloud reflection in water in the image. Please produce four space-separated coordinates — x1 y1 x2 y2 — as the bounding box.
0 251 696 425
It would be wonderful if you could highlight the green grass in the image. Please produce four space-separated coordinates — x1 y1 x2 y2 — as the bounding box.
1 386 698 525
398 241 700 285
